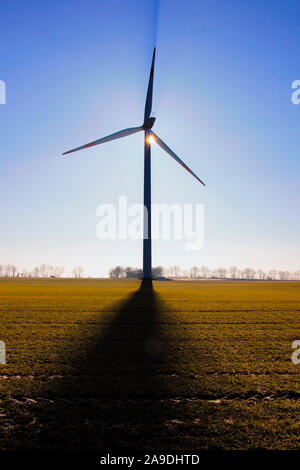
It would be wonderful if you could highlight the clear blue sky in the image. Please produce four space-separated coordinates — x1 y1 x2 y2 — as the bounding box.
0 0 299 276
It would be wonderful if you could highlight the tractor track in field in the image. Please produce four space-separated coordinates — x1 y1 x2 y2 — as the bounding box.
2 390 300 404
1 306 300 313
1 320 300 326
0 371 298 379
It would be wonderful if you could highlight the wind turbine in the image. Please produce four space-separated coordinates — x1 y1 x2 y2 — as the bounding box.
62 48 205 279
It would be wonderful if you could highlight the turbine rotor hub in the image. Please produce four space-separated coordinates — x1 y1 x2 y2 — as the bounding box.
145 116 156 129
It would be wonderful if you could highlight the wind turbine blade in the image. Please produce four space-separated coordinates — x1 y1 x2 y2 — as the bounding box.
62 126 143 155
143 48 156 125
151 131 206 186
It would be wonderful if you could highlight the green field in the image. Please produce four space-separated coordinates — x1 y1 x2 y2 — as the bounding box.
0 278 299 450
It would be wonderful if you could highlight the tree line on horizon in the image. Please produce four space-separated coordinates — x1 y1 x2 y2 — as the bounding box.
0 263 299 281
109 265 300 281
0 264 84 278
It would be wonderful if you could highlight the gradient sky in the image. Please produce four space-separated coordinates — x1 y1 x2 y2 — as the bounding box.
0 0 300 276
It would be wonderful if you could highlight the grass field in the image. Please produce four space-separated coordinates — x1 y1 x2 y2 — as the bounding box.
0 278 299 450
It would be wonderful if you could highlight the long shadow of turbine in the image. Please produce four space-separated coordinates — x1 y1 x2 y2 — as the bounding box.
29 280 174 450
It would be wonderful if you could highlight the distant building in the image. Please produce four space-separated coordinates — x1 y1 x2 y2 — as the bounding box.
126 269 142 279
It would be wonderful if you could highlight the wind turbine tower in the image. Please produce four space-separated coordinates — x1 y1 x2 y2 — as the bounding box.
62 48 205 279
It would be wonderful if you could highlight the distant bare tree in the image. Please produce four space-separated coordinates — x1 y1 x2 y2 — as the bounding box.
268 269 277 280
293 270 300 280
278 270 290 280
217 268 227 279
173 266 181 278
39 264 47 277
54 266 65 278
78 266 84 278
249 269 256 279
31 266 40 277
182 269 190 278
229 266 238 279
152 266 164 278
241 268 251 279
47 265 54 277
257 269 266 280
200 266 209 278
109 266 126 278
72 266 84 278
166 266 172 277
3 265 9 276
109 267 116 278
3 264 17 277
190 266 199 279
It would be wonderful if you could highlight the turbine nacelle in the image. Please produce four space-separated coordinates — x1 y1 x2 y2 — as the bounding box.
144 115 156 129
